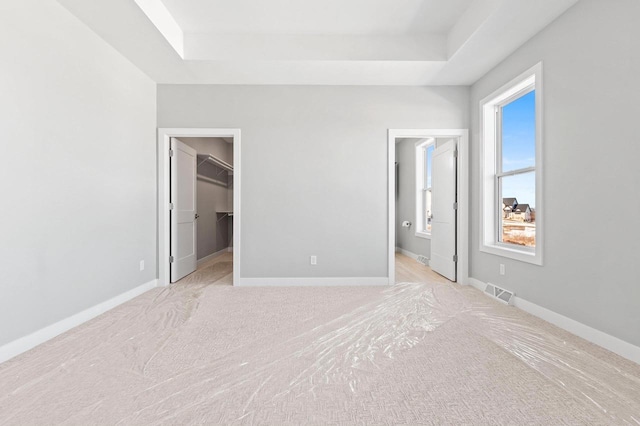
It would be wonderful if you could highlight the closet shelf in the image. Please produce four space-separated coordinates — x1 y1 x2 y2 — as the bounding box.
197 154 233 172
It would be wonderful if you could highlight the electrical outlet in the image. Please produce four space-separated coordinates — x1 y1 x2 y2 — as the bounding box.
310 255 317 265
499 264 505 275
140 260 145 271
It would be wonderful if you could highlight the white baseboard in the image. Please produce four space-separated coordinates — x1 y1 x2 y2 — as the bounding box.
467 277 487 291
0 279 158 364
395 247 430 265
197 247 230 267
396 247 418 260
512 296 640 365
238 277 389 287
469 277 640 365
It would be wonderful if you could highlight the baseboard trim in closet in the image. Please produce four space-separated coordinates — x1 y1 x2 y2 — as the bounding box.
197 247 231 267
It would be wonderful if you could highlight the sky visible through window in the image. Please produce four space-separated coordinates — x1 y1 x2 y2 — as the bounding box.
502 90 535 208
425 145 433 188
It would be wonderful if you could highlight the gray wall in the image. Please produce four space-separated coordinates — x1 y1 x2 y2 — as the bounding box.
158 85 469 278
0 1 157 346
178 138 233 260
469 0 640 346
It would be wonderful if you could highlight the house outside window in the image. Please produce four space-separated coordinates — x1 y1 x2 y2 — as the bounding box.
480 63 543 265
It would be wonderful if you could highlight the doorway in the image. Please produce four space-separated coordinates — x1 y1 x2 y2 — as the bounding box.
158 128 241 287
388 129 468 285
170 136 234 283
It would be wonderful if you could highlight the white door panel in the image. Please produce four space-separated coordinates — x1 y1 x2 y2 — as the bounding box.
430 139 457 281
171 138 197 283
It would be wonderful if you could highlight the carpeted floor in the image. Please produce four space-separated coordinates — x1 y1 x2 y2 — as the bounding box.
0 253 639 424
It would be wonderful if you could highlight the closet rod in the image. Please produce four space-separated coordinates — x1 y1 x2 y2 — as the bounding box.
196 154 233 172
197 174 228 187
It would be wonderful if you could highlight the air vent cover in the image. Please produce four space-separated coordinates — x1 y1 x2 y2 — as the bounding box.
484 283 515 305
416 256 429 266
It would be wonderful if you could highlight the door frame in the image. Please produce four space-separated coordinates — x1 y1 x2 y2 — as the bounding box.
388 129 469 285
158 128 241 287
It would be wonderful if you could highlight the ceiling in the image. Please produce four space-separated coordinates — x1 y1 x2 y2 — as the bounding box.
56 0 579 85
159 0 473 35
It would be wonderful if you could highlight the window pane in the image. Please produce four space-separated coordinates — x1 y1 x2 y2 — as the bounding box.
424 144 434 233
425 145 434 189
501 90 535 172
500 171 536 247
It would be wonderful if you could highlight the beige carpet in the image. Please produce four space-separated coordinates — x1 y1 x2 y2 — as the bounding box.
0 253 639 424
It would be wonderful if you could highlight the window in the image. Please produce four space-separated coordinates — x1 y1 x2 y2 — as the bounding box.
415 139 435 238
480 63 543 265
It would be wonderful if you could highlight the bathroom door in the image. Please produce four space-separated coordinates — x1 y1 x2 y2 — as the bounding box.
430 139 457 281
170 138 198 282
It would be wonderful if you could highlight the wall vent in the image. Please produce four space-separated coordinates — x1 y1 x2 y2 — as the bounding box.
484 283 515 305
416 255 429 266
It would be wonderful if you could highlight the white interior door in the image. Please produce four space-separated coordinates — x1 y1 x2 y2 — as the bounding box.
430 139 457 281
170 138 197 283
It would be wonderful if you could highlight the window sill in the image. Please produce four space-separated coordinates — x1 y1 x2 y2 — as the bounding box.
480 242 542 266
415 231 431 240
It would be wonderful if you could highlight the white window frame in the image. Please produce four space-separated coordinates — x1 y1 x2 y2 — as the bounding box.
479 62 543 265
415 138 435 239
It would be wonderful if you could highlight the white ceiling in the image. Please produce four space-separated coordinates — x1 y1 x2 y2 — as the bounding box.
159 0 473 35
56 0 580 85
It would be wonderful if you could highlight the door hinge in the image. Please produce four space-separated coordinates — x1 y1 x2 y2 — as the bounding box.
169 149 174 157
453 202 458 210
169 203 174 210
169 256 174 263
453 255 458 262
453 150 458 158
